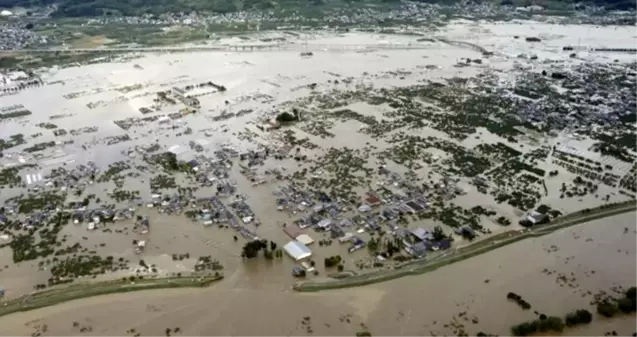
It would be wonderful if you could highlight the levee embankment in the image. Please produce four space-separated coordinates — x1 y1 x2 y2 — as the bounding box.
0 274 223 317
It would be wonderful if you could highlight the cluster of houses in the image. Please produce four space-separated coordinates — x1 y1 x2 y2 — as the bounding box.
401 227 452 258
229 196 260 227
271 177 457 261
190 196 259 241
32 161 103 192
72 207 136 230
0 202 139 231
164 145 274 193
147 193 184 212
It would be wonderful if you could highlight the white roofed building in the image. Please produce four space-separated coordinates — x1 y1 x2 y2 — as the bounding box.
283 240 312 261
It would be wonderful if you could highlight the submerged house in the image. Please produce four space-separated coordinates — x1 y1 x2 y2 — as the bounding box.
317 218 332 230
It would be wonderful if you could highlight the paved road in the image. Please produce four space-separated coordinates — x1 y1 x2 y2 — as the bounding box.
2 43 433 54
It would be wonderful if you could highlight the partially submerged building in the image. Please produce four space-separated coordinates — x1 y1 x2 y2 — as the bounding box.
283 240 312 261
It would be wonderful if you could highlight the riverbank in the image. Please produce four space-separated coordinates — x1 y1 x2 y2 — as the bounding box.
0 274 223 318
294 201 637 292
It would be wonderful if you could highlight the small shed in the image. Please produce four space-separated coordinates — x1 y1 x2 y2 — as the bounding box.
283 241 312 261
296 234 314 245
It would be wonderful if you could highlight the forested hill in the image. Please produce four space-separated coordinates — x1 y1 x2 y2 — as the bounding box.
0 0 635 17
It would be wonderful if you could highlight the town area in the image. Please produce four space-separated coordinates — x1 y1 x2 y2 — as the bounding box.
0 17 635 336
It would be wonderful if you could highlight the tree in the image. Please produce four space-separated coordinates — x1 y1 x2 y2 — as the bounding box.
275 111 299 124
263 248 274 260
367 237 379 251
511 322 534 336
565 309 593 327
164 152 178 170
597 302 619 317
626 287 636 301
324 255 342 268
542 316 564 333
433 226 446 241
575 309 592 324
498 216 512 226
617 297 635 313
565 309 592 326
241 240 268 259
512 316 563 336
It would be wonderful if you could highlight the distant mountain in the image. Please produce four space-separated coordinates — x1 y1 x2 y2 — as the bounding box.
0 0 635 17
1 0 277 16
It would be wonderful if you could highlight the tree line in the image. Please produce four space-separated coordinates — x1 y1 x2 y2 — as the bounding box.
511 286 636 336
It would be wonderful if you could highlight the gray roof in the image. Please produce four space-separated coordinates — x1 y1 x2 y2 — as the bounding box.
410 228 430 241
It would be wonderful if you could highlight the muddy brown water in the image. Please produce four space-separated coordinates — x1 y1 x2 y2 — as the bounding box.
0 211 634 336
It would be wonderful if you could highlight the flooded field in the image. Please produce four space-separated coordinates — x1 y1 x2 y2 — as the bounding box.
0 18 636 335
0 212 634 336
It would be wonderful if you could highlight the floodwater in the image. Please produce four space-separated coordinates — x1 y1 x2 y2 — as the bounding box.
1 22 636 335
0 212 634 336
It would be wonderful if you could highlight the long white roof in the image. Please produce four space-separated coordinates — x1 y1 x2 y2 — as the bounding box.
283 240 312 261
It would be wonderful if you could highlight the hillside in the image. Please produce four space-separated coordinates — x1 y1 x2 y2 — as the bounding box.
3 0 290 16
0 0 635 17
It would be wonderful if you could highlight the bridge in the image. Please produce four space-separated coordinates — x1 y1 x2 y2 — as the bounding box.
2 43 434 55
